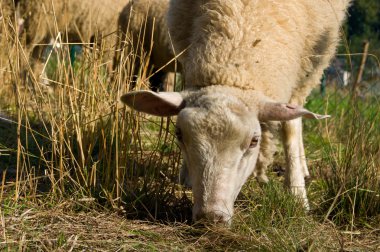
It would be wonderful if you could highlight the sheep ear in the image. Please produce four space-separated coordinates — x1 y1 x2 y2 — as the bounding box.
258 102 330 121
120 90 185 116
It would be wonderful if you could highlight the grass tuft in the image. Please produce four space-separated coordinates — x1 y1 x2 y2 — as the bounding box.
306 90 380 227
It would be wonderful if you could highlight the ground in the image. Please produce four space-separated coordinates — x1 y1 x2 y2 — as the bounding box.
1 192 379 251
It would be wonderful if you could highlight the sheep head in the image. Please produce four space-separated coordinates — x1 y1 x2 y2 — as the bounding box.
121 87 328 225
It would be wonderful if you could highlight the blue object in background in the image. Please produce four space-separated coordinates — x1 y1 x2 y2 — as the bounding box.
70 45 83 65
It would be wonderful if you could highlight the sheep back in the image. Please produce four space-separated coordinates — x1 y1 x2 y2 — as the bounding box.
168 0 350 102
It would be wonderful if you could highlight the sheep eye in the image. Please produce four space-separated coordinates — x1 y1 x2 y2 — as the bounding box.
175 127 182 142
249 136 259 148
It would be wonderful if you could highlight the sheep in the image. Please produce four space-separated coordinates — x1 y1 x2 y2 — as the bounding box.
121 0 351 224
16 0 128 86
116 0 180 91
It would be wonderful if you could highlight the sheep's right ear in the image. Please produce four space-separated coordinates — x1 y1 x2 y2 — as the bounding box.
120 90 185 117
258 102 330 121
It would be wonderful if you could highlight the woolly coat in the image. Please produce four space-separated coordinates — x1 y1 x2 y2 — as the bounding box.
168 0 350 104
18 0 128 51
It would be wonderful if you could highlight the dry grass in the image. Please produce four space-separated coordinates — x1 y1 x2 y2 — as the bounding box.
1 198 379 251
1 202 186 251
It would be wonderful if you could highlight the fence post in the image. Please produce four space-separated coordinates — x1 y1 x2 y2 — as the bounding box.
352 41 369 93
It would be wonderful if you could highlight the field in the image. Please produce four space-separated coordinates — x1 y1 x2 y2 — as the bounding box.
1 9 379 251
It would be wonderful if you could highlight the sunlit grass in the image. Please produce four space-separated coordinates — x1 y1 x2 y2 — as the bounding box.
304 90 380 228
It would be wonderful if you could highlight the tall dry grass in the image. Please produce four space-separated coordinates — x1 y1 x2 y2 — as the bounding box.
0 10 189 222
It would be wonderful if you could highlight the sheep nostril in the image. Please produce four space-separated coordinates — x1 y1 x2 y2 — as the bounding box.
193 211 231 225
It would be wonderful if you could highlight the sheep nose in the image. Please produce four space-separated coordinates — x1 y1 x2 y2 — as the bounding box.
193 210 232 225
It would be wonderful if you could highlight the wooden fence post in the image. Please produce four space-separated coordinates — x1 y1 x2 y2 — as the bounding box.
352 41 370 93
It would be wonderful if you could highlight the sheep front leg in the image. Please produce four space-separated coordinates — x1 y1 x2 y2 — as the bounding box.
282 118 309 210
299 126 310 179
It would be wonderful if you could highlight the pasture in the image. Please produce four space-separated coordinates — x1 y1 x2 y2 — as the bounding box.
0 2 379 251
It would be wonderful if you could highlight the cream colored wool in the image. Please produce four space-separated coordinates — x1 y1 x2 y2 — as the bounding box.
18 0 127 48
169 0 349 102
17 0 128 81
168 0 350 185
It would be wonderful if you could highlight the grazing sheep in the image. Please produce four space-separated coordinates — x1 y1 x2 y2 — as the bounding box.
17 0 128 85
121 0 351 224
116 0 180 91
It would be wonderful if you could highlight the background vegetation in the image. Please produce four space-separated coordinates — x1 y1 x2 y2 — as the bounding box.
346 0 380 56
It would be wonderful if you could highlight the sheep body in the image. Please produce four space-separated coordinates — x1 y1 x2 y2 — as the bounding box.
16 0 128 86
18 0 128 47
117 0 179 90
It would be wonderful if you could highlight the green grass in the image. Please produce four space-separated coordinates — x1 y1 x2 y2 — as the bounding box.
304 90 380 228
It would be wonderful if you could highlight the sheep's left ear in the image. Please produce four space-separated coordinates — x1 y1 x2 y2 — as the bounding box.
120 90 185 117
258 102 330 121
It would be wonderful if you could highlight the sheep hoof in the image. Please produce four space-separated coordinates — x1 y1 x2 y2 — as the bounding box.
290 186 310 211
